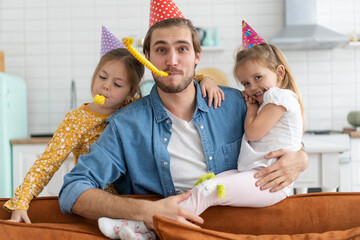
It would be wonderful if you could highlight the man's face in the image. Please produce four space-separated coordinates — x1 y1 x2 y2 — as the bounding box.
147 25 201 93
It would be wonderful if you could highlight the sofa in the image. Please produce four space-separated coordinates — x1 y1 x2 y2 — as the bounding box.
1 192 360 239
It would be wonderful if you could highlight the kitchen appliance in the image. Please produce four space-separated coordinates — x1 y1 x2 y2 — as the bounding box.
270 0 349 50
0 72 28 197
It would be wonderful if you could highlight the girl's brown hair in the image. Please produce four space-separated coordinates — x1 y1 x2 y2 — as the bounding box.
91 48 144 99
234 43 305 129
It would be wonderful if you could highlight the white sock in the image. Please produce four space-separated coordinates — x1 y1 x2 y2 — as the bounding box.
98 217 155 239
119 226 136 240
119 226 156 240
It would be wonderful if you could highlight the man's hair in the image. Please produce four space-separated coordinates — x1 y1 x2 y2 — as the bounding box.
143 18 201 56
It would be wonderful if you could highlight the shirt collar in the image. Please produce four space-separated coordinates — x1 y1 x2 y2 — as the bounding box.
149 80 209 123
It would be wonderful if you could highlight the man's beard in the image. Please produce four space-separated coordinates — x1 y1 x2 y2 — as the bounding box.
154 71 194 93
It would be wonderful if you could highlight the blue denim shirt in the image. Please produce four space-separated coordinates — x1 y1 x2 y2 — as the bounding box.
59 81 246 214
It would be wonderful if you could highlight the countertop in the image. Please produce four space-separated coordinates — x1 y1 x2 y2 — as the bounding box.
11 130 358 146
343 128 360 138
302 135 349 153
11 138 52 144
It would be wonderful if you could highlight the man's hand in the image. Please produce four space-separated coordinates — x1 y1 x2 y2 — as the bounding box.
71 188 203 231
143 191 204 229
8 209 31 223
254 148 308 192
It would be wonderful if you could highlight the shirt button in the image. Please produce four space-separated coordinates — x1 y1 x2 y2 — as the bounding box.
166 120 170 124
163 138 168 142
164 161 168 166
169 190 173 194
209 156 213 160
200 125 204 129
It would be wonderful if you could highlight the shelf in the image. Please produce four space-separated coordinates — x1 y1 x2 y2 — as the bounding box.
136 46 225 52
348 41 360 47
201 46 224 52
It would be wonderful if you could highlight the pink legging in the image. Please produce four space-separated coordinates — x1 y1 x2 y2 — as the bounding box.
179 169 292 215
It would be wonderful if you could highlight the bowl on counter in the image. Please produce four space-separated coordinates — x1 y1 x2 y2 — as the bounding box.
347 111 360 127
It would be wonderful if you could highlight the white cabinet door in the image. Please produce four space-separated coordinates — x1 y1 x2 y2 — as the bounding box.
294 153 321 191
350 139 360 191
12 144 74 197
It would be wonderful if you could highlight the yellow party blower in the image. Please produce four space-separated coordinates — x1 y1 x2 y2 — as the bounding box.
94 94 105 105
122 37 168 77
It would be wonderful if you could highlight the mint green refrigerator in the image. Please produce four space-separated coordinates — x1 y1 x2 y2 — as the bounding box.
0 72 28 197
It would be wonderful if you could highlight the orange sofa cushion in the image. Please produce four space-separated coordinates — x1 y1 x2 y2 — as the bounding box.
154 216 360 240
198 192 360 234
2 193 360 239
0 195 160 239
153 192 360 239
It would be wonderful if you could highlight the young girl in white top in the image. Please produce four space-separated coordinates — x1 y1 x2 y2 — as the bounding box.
178 42 304 215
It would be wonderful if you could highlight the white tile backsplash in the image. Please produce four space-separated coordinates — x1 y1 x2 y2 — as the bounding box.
24 20 48 31
25 43 48 55
48 19 71 31
0 0 24 8
2 8 24 20
1 0 360 134
24 55 48 67
48 7 71 19
308 73 332 85
333 96 356 108
308 61 332 72
1 20 24 32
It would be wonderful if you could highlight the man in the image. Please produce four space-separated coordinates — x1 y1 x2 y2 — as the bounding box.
59 3 308 230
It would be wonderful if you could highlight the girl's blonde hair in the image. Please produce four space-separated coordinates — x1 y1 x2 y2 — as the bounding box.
234 43 305 130
91 48 144 99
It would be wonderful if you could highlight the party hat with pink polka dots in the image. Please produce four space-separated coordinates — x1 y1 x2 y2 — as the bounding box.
100 25 125 58
149 0 184 28
242 20 266 49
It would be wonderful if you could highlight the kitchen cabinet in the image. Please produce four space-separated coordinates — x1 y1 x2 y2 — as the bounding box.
294 134 350 194
338 129 360 192
348 138 360 191
11 139 74 197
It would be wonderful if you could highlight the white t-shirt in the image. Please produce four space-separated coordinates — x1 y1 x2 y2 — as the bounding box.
237 87 303 171
166 111 207 193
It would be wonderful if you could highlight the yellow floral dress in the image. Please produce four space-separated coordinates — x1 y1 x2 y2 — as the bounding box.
4 103 117 211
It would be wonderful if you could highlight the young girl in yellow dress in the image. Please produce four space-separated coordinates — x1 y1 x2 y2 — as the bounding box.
3 26 145 223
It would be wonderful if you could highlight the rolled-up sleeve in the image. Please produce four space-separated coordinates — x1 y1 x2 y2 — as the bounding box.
59 121 126 214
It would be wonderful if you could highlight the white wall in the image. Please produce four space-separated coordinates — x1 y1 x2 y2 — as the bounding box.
0 0 360 135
